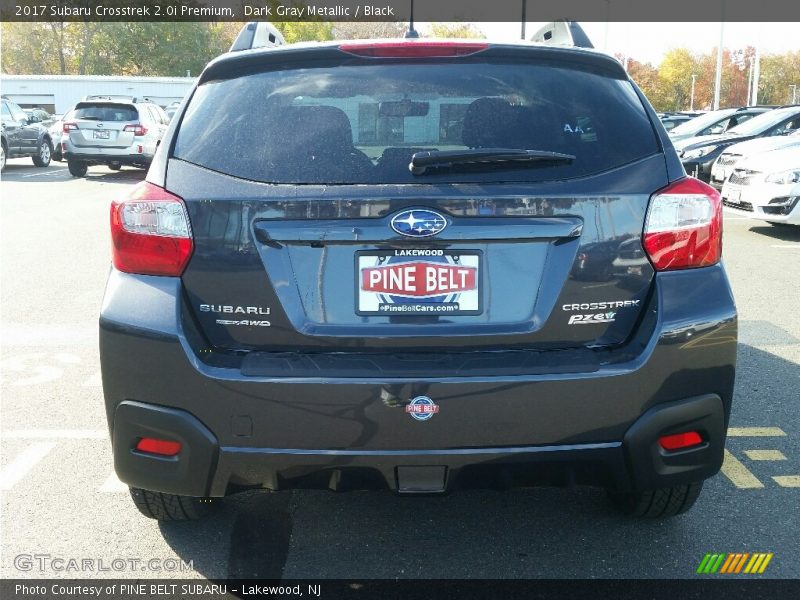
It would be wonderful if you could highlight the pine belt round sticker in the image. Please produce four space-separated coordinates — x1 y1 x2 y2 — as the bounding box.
405 396 440 421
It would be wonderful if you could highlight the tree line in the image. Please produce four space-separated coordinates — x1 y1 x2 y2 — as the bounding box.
623 47 800 111
1 21 796 110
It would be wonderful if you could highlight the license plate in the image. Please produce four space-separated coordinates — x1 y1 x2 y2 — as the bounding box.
93 130 110 139
356 249 481 316
728 189 741 202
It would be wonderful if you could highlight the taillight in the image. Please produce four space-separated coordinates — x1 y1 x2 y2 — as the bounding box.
123 124 148 136
643 177 722 271
339 41 489 58
135 437 182 457
110 182 193 276
659 431 703 451
63 122 78 133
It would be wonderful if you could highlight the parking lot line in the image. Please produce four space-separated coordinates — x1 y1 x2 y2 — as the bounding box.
770 245 800 249
0 442 56 491
721 449 764 489
727 427 786 437
772 476 800 488
744 450 787 461
2 429 107 439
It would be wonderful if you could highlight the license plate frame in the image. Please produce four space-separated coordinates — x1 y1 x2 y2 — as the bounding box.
355 249 482 316
93 130 110 140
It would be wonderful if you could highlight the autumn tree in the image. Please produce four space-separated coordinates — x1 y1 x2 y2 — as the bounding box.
426 23 485 39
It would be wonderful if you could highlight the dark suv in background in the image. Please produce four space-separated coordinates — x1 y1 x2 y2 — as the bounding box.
1 97 54 171
101 23 737 522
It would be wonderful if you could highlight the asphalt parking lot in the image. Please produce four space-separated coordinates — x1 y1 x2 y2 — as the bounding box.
1 158 799 580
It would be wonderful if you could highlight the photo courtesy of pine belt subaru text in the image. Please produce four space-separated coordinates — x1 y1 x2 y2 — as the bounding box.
100 21 737 521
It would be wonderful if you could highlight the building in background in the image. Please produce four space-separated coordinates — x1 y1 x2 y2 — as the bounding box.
0 75 195 114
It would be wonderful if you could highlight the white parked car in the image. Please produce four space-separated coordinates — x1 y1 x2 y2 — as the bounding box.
721 145 800 225
711 130 800 189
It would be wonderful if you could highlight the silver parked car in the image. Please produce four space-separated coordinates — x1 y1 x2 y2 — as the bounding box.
62 96 169 177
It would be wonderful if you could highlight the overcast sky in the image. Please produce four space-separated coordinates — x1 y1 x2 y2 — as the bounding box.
428 22 799 64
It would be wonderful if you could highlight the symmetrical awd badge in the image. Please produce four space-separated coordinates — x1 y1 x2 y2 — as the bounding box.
390 209 448 238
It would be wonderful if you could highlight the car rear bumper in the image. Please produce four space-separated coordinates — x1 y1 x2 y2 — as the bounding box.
100 265 737 497
722 183 800 224
112 393 727 497
64 151 151 165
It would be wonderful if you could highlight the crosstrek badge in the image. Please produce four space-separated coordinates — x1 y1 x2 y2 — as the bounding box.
361 261 477 298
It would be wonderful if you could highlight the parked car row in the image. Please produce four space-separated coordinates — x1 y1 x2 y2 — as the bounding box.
2 95 176 175
672 105 800 183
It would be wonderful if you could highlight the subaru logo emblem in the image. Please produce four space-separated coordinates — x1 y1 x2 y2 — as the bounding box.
405 396 440 421
391 209 448 238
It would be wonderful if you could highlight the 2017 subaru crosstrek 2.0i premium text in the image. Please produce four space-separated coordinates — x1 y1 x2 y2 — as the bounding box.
100 37 737 521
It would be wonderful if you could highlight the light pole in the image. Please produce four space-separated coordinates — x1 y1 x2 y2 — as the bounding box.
690 74 697 111
751 45 760 106
791 85 798 104
713 21 724 110
520 0 527 40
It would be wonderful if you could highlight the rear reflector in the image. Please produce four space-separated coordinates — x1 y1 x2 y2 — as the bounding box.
339 41 489 58
135 437 182 456
659 431 703 451
643 177 722 271
110 182 193 276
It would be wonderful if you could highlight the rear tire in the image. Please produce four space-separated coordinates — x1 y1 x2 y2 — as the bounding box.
32 139 52 167
608 481 703 518
0 141 6 172
129 487 215 521
68 160 88 177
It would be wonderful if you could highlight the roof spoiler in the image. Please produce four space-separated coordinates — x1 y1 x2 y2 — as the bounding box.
230 22 286 52
82 95 138 102
530 21 594 49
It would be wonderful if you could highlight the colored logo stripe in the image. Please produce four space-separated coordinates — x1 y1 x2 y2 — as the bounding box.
698 553 773 574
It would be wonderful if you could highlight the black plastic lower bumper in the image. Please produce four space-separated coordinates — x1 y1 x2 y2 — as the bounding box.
112 393 726 497
64 152 151 166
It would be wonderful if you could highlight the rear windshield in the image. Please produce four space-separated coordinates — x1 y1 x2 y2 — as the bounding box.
669 110 733 135
727 108 797 136
73 104 138 122
175 61 659 184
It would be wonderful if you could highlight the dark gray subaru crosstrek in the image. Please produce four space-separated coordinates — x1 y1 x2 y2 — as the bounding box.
101 29 737 521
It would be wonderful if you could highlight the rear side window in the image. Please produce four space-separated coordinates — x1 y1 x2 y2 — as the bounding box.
175 61 659 184
74 103 138 122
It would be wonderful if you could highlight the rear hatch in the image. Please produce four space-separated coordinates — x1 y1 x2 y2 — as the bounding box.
68 102 138 149
167 43 667 358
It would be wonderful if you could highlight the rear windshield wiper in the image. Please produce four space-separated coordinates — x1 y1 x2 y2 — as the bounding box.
78 116 102 121
409 148 576 175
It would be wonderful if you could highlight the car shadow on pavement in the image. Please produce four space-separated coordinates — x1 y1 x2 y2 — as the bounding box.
747 224 800 242
81 168 148 185
157 342 799 580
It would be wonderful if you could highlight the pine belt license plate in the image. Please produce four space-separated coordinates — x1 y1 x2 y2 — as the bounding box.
356 249 482 316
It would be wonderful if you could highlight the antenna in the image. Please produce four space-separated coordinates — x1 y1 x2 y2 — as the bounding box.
405 0 419 38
